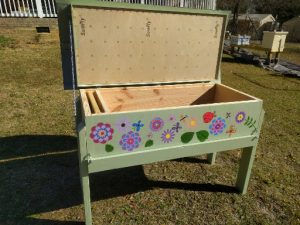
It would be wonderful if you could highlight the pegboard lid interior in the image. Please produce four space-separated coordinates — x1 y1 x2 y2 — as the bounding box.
70 3 228 87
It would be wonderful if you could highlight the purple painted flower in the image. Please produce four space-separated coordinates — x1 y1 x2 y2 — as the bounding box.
209 117 226 136
235 112 246 124
172 122 182 133
90 123 114 144
115 118 131 133
119 131 141 151
150 117 164 132
161 129 175 143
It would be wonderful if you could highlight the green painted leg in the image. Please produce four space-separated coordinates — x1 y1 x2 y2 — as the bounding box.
77 123 92 225
80 166 92 225
207 153 216 165
236 146 257 194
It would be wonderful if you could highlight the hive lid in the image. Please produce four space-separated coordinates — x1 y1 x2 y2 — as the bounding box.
57 1 229 88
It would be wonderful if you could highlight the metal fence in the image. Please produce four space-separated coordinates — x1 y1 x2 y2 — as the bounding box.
0 0 216 18
102 0 217 9
0 0 57 17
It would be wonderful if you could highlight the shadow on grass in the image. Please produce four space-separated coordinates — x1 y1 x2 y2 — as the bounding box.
222 55 256 65
171 157 210 164
0 135 237 225
232 72 300 91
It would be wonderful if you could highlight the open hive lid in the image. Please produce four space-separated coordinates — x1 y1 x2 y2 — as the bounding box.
57 1 229 88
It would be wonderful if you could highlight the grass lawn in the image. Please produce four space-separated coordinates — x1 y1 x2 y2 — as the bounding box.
0 28 299 225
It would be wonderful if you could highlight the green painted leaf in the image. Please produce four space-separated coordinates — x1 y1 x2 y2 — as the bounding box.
196 130 209 142
105 144 114 152
145 140 153 147
181 132 194 144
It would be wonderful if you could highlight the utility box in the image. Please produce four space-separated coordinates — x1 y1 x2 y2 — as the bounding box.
56 1 265 224
262 31 288 52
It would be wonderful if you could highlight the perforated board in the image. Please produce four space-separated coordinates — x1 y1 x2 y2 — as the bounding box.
71 5 227 86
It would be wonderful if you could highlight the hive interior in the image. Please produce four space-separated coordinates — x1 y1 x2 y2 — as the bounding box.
80 83 256 115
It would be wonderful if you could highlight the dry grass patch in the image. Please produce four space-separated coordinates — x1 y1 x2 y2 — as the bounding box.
0 29 299 225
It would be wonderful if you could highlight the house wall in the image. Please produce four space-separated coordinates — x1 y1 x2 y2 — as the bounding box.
283 17 300 42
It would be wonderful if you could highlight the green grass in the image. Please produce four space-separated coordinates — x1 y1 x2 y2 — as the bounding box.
0 29 299 225
0 35 16 48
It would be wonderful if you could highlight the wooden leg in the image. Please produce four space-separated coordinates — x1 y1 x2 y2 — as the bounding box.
77 123 92 225
80 164 92 225
266 52 272 65
236 146 257 194
207 153 216 165
275 52 280 64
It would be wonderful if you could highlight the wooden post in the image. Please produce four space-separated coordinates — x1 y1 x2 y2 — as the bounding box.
274 52 280 64
78 123 92 225
266 51 272 65
207 153 216 165
235 145 257 194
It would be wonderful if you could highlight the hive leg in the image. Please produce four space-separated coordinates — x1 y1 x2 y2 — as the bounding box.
80 165 92 225
78 123 92 225
207 153 216 165
235 146 257 194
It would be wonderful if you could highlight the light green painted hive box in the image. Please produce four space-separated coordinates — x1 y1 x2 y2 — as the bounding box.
56 1 264 224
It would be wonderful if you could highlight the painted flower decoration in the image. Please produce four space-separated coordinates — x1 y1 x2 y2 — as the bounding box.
150 117 164 132
132 120 144 132
161 129 175 143
169 115 176 122
185 117 198 129
90 123 114 144
209 117 226 136
115 118 131 133
119 131 141 151
172 122 182 133
235 111 246 124
203 112 215 123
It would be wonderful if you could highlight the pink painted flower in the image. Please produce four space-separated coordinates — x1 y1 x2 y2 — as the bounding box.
150 117 164 132
90 123 114 144
119 131 141 151
209 117 226 136
169 115 176 122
